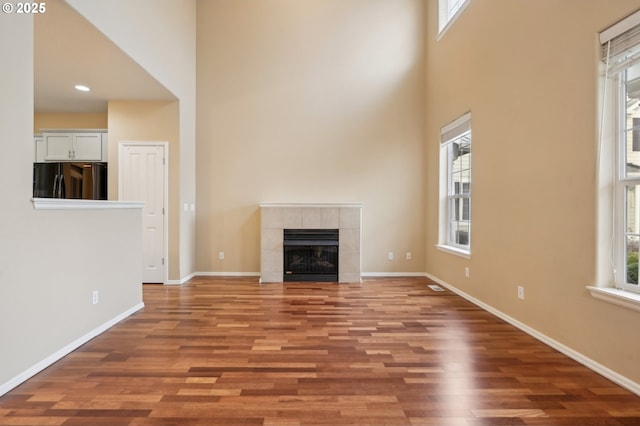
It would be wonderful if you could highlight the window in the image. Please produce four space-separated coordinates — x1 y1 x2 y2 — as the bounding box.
600 10 640 293
438 0 470 36
439 112 472 255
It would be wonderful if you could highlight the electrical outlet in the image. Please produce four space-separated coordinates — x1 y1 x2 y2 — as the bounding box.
387 252 394 261
517 286 524 300
218 252 225 260
464 267 470 278
92 290 99 305
406 252 412 260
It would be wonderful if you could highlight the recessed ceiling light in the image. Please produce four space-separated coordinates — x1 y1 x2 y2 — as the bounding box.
75 85 90 92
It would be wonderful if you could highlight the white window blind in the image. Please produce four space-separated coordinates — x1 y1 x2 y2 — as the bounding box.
601 10 640 74
441 112 472 144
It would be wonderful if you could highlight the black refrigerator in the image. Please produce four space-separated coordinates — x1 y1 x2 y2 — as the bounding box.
33 162 107 200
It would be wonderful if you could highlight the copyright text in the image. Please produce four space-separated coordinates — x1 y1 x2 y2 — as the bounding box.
2 3 47 14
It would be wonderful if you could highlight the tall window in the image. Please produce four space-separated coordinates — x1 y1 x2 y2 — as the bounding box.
601 10 640 293
439 112 472 254
438 0 470 35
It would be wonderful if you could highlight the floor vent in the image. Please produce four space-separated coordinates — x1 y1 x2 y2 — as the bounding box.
428 284 445 292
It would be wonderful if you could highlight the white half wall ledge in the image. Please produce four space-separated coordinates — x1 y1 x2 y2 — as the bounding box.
33 198 145 210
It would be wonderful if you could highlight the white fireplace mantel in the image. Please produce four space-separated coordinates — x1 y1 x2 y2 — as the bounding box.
260 203 362 283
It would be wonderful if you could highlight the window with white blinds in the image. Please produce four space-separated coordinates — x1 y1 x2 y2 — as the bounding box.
438 0 470 36
439 112 472 254
600 9 640 294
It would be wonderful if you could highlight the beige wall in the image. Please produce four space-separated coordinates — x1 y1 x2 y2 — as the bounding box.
196 0 427 274
108 100 181 280
424 0 640 384
33 112 107 133
68 0 197 281
1 13 143 394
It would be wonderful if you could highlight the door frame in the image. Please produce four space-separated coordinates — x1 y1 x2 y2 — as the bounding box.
118 141 169 284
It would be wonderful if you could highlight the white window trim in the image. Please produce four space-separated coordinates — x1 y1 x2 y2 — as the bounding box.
437 0 471 40
438 112 472 256
591 9 640 310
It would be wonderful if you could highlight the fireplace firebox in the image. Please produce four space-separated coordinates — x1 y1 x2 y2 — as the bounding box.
283 229 339 282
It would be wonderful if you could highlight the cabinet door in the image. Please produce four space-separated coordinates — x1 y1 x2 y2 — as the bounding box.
73 133 102 161
44 134 73 161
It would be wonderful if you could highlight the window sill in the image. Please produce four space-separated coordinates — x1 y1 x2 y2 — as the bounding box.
586 286 640 312
436 244 471 259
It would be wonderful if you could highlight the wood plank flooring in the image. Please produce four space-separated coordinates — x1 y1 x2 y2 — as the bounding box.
1 276 639 425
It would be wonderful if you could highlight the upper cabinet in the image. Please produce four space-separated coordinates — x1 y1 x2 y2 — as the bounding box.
34 134 44 162
36 131 108 162
44 132 101 161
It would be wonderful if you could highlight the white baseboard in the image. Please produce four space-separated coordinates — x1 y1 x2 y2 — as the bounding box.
425 273 640 397
165 270 262 285
193 272 261 278
164 272 196 285
165 270 262 286
0 302 145 397
187 272 425 283
361 272 428 278
186 272 424 282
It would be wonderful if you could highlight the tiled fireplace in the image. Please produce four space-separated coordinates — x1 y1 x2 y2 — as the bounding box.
260 203 362 283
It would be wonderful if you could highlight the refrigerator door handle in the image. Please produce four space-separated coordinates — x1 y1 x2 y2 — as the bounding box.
53 174 59 198
58 174 65 198
92 165 99 200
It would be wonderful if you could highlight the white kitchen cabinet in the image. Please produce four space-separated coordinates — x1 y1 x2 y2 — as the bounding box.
44 133 73 160
72 133 102 160
34 135 44 162
42 132 106 161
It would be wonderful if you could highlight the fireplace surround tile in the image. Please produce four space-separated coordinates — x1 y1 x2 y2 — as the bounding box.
283 208 303 229
261 228 283 251
260 203 362 283
340 207 361 229
261 207 283 228
301 207 339 229
339 250 360 281
340 228 360 251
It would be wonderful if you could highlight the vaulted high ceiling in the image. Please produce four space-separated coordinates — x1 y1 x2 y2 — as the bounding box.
34 0 175 113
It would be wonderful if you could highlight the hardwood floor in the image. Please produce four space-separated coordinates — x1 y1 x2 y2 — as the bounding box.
1 276 639 425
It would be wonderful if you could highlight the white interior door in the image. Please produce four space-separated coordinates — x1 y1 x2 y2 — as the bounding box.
119 143 166 283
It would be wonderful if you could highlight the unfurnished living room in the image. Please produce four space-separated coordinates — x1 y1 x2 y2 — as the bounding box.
2 0 640 424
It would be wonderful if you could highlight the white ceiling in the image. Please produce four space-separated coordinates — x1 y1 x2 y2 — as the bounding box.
34 0 176 113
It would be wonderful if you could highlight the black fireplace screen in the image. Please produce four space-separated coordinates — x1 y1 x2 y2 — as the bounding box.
283 229 338 282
